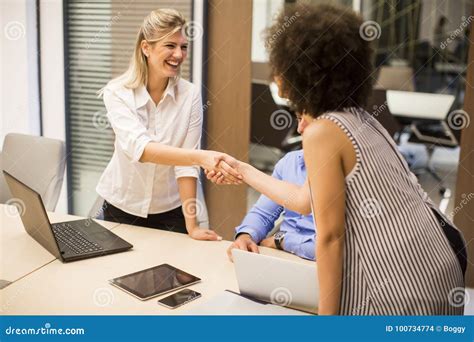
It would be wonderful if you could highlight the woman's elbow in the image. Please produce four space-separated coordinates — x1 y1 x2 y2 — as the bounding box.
296 194 312 215
299 204 312 216
318 228 345 246
283 195 311 215
288 201 311 215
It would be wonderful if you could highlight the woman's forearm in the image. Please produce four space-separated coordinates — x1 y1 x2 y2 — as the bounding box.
317 235 344 315
140 142 203 166
141 144 242 183
238 162 311 215
177 177 199 233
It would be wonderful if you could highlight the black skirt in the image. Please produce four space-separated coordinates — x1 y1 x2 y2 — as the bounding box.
100 201 187 234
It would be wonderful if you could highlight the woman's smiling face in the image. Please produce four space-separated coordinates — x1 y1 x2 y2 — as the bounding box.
142 30 188 78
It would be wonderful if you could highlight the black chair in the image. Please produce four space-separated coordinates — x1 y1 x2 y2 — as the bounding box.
407 115 461 198
250 81 300 170
364 88 402 141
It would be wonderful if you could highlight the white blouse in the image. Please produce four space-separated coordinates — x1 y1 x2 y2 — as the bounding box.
96 78 202 218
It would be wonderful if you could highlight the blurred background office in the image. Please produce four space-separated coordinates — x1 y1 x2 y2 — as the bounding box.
1 0 473 285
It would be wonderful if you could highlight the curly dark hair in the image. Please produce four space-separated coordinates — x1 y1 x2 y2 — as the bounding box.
265 3 374 117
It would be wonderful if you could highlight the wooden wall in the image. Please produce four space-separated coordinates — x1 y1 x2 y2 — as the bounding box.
204 0 252 240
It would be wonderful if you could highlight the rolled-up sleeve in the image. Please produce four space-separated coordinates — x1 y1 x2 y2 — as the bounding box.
234 197 284 243
103 89 152 162
174 86 202 179
234 160 285 242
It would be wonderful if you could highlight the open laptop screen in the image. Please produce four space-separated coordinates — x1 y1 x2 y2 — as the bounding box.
3 170 61 259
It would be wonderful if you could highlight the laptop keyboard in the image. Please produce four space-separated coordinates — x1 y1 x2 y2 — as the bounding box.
52 222 103 254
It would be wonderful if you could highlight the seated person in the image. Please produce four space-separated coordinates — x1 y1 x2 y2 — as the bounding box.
226 150 315 261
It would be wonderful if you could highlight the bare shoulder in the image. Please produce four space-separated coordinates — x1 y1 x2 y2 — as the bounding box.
303 115 357 176
303 117 350 148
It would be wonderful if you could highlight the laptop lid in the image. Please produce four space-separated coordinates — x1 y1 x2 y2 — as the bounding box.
232 249 318 314
3 170 61 259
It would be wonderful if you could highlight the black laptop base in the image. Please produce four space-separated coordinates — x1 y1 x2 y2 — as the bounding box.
52 219 133 262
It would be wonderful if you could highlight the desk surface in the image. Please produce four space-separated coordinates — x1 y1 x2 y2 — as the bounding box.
0 217 313 315
0 204 120 286
386 90 455 120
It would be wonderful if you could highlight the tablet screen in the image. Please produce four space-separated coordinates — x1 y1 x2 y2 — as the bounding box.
109 264 201 300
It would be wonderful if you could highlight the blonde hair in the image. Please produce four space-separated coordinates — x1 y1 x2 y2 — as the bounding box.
99 8 186 95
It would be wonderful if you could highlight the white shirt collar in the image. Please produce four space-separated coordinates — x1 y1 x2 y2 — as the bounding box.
134 77 177 109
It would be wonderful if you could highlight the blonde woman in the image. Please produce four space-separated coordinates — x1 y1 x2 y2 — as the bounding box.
96 9 240 240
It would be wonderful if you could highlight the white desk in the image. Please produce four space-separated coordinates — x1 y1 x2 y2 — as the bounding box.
0 204 120 286
269 82 290 107
434 62 468 74
0 219 313 315
386 90 455 120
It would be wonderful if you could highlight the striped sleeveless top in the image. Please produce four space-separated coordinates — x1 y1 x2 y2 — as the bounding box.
317 108 465 315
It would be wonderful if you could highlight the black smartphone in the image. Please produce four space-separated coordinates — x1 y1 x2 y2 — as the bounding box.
157 289 201 309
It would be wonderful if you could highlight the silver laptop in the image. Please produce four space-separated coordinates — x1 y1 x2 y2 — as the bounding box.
232 249 318 314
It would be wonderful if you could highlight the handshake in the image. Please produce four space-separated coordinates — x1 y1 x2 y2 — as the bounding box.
197 150 248 185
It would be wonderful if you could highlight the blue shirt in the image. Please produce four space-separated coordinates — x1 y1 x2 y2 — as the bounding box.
235 150 316 260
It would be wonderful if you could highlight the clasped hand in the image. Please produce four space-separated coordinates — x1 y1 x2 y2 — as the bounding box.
200 150 244 185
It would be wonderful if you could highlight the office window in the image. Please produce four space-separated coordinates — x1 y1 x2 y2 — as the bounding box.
65 0 193 216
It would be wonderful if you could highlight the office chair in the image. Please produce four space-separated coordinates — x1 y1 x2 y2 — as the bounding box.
0 151 9 203
374 66 416 92
407 116 460 201
1 133 66 211
384 90 458 206
414 41 433 69
365 88 402 141
250 81 300 171
251 62 272 83
364 88 426 179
